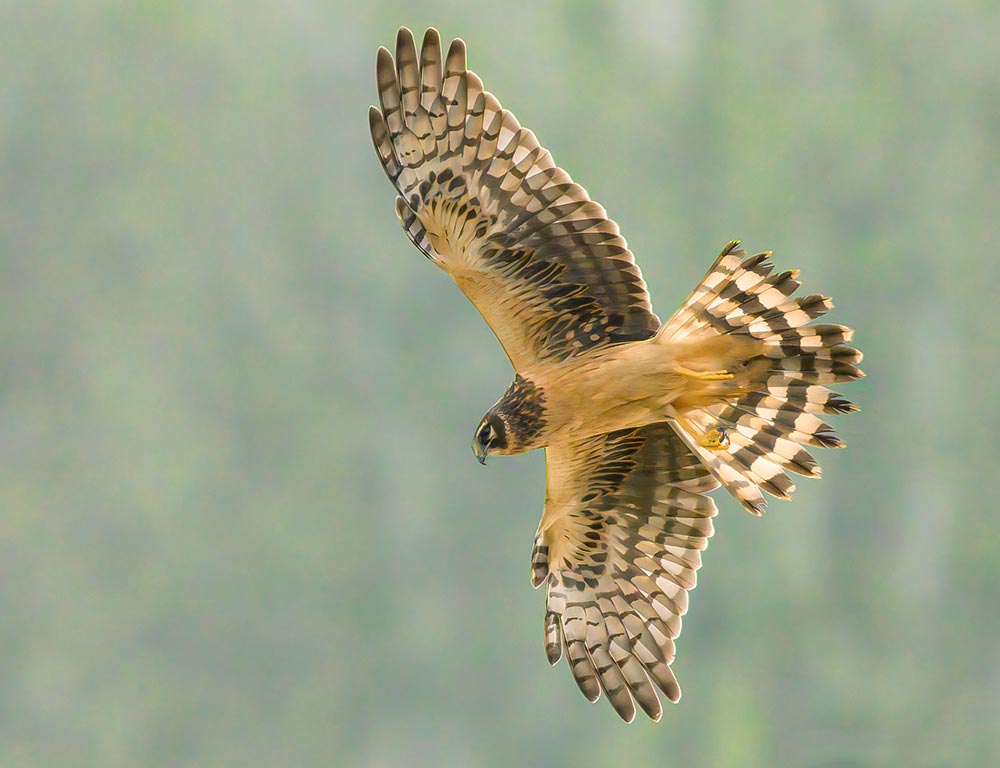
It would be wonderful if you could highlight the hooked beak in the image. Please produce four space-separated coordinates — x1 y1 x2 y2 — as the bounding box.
472 439 488 466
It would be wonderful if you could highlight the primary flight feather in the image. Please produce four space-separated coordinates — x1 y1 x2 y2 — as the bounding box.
369 27 863 722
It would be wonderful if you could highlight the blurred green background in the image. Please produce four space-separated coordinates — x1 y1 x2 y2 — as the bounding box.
3 1 998 766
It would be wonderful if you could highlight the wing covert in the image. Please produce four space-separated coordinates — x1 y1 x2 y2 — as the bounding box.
370 28 660 371
534 423 719 721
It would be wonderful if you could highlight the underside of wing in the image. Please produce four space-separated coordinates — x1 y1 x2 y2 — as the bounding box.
534 423 719 721
369 27 660 371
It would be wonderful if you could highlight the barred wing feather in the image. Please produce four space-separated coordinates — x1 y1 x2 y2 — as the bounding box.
534 423 719 721
369 28 660 371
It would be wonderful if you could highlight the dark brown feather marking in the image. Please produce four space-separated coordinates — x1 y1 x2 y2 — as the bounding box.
493 374 546 448
369 29 661 372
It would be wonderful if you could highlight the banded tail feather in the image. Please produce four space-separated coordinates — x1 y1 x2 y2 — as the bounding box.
664 241 864 514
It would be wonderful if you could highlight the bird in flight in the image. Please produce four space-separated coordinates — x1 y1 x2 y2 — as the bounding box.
369 27 863 722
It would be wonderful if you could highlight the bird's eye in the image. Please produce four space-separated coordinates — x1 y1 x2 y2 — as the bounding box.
479 424 493 443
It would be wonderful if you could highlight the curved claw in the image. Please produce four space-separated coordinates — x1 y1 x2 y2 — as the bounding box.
699 427 730 450
672 364 735 382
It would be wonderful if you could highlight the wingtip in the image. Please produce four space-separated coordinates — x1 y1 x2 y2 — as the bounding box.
376 46 394 78
367 105 383 142
665 681 681 704
396 26 415 48
447 36 467 66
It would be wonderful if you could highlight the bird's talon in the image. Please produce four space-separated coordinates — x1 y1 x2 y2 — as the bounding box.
703 370 735 382
673 364 735 382
700 427 730 450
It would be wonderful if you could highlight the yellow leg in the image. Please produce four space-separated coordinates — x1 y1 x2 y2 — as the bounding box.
672 363 734 382
699 427 730 450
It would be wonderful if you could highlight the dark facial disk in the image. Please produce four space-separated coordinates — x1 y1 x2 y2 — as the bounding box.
472 415 506 464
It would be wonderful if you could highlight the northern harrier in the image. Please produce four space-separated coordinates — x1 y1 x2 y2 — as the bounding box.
369 28 863 722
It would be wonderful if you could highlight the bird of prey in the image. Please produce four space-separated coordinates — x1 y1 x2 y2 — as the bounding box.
369 27 863 722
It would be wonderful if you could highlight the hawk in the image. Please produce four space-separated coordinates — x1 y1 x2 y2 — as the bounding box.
369 27 863 722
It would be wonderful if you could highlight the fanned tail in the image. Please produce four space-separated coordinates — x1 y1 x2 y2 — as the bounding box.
662 241 864 514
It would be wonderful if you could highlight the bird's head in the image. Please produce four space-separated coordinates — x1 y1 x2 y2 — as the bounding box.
472 413 509 465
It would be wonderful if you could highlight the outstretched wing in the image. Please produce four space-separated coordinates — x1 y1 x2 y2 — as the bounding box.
533 423 719 722
369 28 660 372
